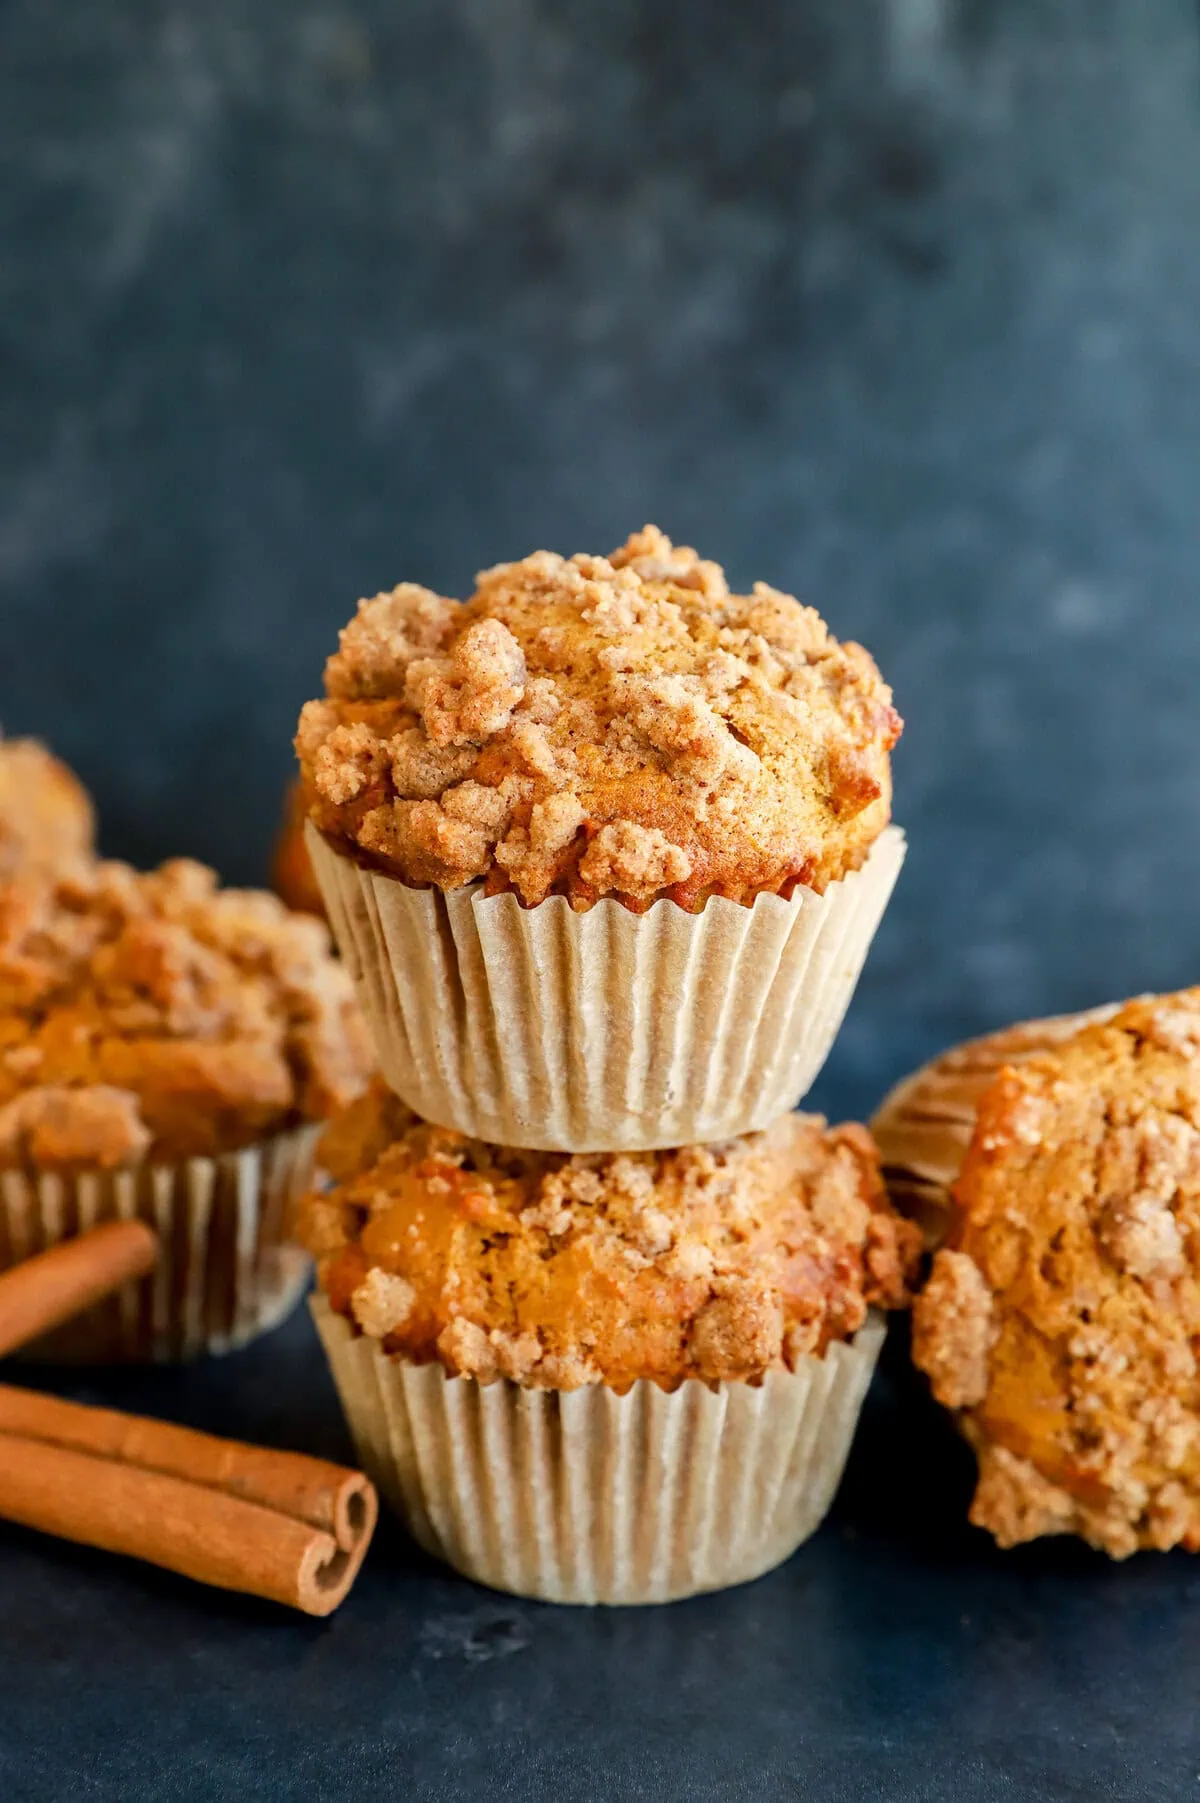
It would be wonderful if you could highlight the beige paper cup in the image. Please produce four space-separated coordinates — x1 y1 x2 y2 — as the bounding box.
0 1123 319 1362
871 1003 1123 1246
312 1296 885 1605
307 822 905 1152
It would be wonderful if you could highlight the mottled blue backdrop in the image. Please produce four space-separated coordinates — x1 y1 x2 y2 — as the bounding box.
4 0 1199 1114
3 6 1200 1798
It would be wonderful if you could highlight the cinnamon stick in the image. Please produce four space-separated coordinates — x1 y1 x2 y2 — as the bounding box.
0 1390 377 1615
0 1221 159 1359
0 1386 370 1550
0 1433 371 1615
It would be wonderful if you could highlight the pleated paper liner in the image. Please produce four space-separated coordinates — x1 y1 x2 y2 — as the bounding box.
870 1003 1123 1246
0 1123 319 1362
307 822 905 1152
312 1297 886 1605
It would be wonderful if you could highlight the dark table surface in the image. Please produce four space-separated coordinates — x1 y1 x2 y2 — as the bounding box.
5 1054 1200 1803
4 1 1200 1796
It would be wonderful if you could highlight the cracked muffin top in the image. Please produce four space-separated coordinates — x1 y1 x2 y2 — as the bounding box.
300 1079 920 1390
911 990 1200 1558
296 526 901 912
0 737 95 883
0 857 373 1169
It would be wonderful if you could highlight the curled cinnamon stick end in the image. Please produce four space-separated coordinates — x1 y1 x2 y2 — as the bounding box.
0 1386 375 1553
0 1387 378 1615
0 1221 159 1358
0 1432 375 1616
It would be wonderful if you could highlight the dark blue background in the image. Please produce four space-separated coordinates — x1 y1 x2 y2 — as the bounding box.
2 2 1200 1797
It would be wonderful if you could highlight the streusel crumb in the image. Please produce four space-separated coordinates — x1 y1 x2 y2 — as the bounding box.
911 989 1200 1557
296 527 900 911
0 858 373 1168
299 1081 920 1389
0 737 94 882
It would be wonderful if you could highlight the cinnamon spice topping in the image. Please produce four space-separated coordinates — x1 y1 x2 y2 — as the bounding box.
297 527 900 911
0 858 372 1168
299 1082 920 1390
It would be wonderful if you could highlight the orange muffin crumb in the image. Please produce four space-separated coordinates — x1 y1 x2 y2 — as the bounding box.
912 990 1200 1558
0 737 94 881
296 527 901 912
0 858 372 1169
300 1081 920 1390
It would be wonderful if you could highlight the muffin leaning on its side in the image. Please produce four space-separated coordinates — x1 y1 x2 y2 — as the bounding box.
871 1004 1123 1246
0 735 95 881
297 526 905 1152
887 990 1200 1558
0 856 372 1360
300 1081 921 1604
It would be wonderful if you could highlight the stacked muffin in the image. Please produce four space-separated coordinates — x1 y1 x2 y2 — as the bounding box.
0 737 373 1360
295 527 920 1602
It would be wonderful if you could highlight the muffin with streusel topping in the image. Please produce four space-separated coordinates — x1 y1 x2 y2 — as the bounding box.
0 856 372 1360
296 527 905 1150
0 736 95 882
301 1079 920 1603
871 1003 1123 1246
895 990 1200 1558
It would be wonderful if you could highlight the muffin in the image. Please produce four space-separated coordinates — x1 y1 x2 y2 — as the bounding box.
871 1004 1123 1245
301 1080 920 1603
0 856 372 1359
906 990 1200 1556
0 736 94 881
296 526 905 1150
273 779 325 918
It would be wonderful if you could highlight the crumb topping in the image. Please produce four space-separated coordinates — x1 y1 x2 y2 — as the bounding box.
300 1082 920 1389
911 990 1200 1557
0 858 373 1168
0 738 94 882
296 527 901 911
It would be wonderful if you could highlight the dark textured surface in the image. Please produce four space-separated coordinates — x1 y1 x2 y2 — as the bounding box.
7 1296 1200 1803
3 1 1200 1798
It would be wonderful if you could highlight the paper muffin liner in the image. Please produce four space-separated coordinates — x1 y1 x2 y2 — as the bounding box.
312 1296 886 1605
0 1124 320 1363
871 1003 1124 1246
307 822 905 1152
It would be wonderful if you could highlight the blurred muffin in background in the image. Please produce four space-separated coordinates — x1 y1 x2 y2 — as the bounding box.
273 778 325 917
0 855 372 1360
902 990 1200 1559
0 735 95 881
302 1079 920 1602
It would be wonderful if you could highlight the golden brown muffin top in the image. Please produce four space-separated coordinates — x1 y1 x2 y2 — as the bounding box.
0 857 373 1170
296 526 901 911
911 989 1200 1558
301 1080 920 1390
0 737 95 882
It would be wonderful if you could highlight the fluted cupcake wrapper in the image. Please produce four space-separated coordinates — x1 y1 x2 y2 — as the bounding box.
871 1003 1123 1246
312 1297 885 1605
307 823 905 1152
0 1124 319 1362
